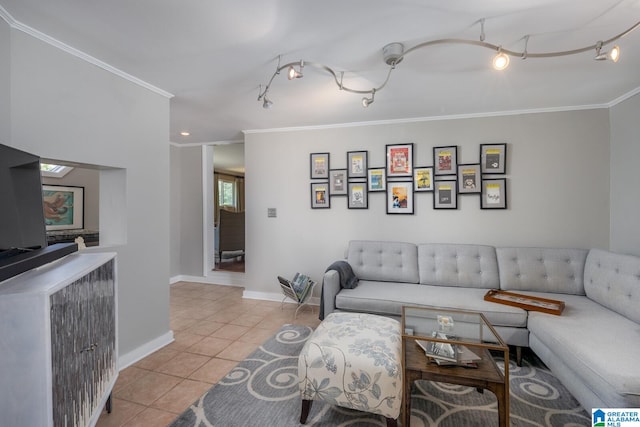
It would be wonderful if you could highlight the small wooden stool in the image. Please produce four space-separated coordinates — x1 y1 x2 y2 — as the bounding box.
298 312 402 426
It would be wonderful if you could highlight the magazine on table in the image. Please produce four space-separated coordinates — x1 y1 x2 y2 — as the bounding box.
415 331 481 367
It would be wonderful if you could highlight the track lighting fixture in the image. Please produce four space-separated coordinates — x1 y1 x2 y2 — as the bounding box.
492 47 510 70
287 60 304 79
257 19 639 109
362 89 375 108
595 41 621 62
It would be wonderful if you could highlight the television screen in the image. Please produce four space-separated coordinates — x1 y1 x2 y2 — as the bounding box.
0 144 48 252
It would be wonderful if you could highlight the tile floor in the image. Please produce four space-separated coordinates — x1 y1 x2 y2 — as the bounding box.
96 281 320 427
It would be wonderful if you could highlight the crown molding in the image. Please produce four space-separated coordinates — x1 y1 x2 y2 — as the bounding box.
607 86 640 107
0 5 173 99
243 103 610 135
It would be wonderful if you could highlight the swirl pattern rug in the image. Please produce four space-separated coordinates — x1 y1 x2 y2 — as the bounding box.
169 324 590 427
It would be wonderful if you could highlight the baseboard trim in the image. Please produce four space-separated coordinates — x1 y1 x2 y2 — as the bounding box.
170 273 246 287
242 290 319 306
119 330 174 370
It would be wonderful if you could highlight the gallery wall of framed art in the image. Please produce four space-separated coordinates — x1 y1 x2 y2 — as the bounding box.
308 141 508 213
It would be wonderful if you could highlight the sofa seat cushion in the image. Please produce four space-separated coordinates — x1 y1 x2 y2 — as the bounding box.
347 240 419 284
496 247 588 295
335 281 527 328
418 243 499 289
527 293 640 406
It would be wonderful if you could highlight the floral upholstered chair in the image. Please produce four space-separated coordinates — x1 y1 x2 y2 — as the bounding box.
298 312 403 427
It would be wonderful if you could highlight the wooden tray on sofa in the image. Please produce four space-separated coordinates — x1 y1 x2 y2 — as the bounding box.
484 289 565 315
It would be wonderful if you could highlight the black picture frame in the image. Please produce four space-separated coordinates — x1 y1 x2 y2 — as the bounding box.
433 145 458 176
414 167 434 192
433 180 458 209
480 143 507 174
367 167 386 192
481 178 507 209
310 152 330 179
310 182 330 208
348 182 368 209
457 163 481 194
347 150 368 179
386 143 413 178
386 180 414 214
329 169 347 196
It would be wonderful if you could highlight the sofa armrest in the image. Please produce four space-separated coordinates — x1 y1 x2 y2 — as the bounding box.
321 269 341 317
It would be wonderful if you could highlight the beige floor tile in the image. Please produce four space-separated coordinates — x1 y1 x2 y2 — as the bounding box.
133 347 180 371
210 323 250 340
166 331 204 351
113 366 151 393
156 352 211 378
188 357 238 383
185 319 226 336
185 336 233 357
216 340 259 361
169 315 199 332
114 371 182 406
95 398 146 427
228 313 265 327
150 378 212 414
236 327 278 344
205 310 245 323
120 407 177 427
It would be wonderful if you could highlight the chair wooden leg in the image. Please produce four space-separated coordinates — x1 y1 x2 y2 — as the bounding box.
300 399 312 424
385 417 397 427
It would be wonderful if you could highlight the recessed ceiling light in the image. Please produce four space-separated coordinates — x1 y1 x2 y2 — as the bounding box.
180 131 190 136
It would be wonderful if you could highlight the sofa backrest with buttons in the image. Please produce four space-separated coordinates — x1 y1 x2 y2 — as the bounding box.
417 243 500 288
496 247 589 295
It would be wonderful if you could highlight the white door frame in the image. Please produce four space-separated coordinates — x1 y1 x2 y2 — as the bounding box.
202 144 245 286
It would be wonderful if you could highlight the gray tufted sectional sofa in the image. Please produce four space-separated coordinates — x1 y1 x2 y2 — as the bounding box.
321 240 640 411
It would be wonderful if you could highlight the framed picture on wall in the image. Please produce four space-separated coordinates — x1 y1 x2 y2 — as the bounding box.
433 145 458 176
386 143 413 178
433 180 458 209
348 182 368 209
457 164 481 194
329 169 347 196
367 167 386 192
481 178 507 209
42 185 85 231
347 150 368 179
480 143 507 174
386 181 414 214
310 182 330 208
310 152 330 179
414 167 434 192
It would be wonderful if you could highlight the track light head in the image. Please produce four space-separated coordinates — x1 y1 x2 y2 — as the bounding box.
609 45 620 62
362 89 375 108
287 60 304 79
594 41 619 61
262 96 273 109
493 48 510 70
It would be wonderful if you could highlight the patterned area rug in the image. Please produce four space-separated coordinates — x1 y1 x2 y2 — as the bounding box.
169 324 590 427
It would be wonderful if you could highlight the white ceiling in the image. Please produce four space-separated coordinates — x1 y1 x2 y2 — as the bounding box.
1 0 639 144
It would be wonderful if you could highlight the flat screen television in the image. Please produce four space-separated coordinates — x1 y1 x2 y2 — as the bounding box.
0 143 77 282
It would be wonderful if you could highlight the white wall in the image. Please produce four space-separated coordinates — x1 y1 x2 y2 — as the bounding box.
170 144 182 277
8 29 171 359
177 145 204 276
0 19 9 143
610 92 640 256
244 109 610 295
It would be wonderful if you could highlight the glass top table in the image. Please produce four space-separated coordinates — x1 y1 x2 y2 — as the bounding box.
401 306 510 426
